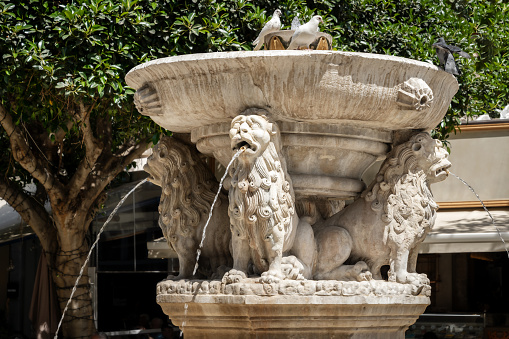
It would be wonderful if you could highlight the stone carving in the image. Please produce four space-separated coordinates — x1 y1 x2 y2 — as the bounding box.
143 122 448 288
134 84 163 116
224 113 316 284
397 78 434 111
316 132 451 284
144 136 232 279
157 278 430 297
129 50 459 339
223 113 371 284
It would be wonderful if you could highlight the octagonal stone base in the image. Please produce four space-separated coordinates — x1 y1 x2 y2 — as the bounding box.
157 279 430 338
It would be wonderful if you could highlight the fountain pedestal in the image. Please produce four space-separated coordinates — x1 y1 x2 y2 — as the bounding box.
157 279 429 338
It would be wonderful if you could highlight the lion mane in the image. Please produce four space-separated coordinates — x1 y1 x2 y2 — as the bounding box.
322 132 450 284
145 136 231 278
228 115 295 274
363 133 440 249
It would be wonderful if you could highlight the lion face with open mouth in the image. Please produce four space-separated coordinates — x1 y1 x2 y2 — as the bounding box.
412 135 451 184
229 114 276 160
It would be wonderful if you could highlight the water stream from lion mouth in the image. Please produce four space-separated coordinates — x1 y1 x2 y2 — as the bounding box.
192 147 244 276
54 178 149 339
449 171 509 259
182 147 243 337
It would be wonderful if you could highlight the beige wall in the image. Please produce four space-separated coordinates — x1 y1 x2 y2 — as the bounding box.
433 123 509 205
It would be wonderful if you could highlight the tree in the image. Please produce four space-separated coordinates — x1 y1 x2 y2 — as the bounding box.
310 0 509 141
1 0 508 337
0 0 261 337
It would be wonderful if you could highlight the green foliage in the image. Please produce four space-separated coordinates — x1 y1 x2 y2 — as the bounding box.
0 0 257 183
305 0 509 140
1 0 508 176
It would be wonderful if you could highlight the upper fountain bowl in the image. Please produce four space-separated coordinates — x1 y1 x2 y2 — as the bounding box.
125 50 458 133
126 51 458 199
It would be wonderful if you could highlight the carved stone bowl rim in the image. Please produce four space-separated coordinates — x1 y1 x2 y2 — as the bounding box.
126 50 442 77
125 50 458 133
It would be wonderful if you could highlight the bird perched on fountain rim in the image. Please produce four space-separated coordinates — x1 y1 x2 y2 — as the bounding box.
252 9 282 51
432 37 471 76
287 15 323 50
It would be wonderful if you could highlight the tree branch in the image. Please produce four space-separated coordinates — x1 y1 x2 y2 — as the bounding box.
0 176 57 254
0 103 66 202
67 103 104 197
69 137 150 232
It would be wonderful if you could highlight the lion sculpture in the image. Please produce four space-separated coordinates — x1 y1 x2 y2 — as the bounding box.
223 114 317 284
316 132 451 284
144 136 232 279
223 113 371 284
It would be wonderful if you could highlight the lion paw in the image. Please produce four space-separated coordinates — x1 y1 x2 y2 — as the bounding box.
165 274 185 281
260 269 285 284
406 273 430 285
222 269 247 284
393 271 430 285
353 262 373 282
281 256 306 280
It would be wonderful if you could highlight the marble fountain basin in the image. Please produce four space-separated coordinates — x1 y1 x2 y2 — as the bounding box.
126 50 458 199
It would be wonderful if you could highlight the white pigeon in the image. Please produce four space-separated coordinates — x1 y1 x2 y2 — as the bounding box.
252 9 282 51
287 15 323 50
499 104 509 119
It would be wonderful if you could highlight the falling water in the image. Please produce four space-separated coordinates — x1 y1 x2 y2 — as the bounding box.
177 148 242 337
192 148 244 276
54 178 148 339
180 303 188 338
449 171 509 259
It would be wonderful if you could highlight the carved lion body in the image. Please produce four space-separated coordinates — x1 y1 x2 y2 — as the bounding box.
144 136 232 279
319 132 451 284
224 114 316 283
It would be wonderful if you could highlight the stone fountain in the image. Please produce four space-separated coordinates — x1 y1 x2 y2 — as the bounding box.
126 47 457 338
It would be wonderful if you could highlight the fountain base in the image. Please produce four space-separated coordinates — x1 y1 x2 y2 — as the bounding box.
157 279 429 338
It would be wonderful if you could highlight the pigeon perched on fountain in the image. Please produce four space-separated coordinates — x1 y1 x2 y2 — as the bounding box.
252 9 282 51
287 15 323 50
432 37 471 76
498 104 509 120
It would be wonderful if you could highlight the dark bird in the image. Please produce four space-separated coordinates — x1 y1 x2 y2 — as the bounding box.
432 38 471 75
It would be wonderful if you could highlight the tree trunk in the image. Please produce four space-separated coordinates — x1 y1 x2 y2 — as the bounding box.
51 228 95 338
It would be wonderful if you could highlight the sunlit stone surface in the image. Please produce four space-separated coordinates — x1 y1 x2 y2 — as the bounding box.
128 50 458 338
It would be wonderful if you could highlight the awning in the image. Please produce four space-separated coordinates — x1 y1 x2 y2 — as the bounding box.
421 208 509 253
0 199 34 245
147 237 178 259
0 179 161 245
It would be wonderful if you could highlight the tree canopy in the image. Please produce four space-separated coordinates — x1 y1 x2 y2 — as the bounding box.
2 0 508 182
1 0 508 337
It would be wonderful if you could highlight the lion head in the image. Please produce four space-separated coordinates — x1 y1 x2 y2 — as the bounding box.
228 114 295 273
363 132 451 239
230 114 281 162
144 137 218 241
